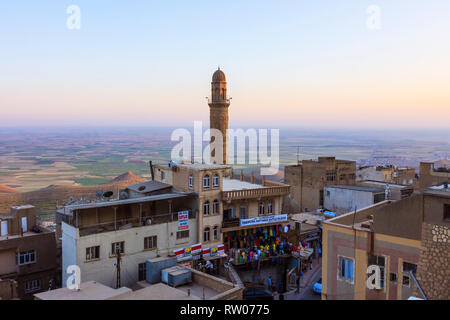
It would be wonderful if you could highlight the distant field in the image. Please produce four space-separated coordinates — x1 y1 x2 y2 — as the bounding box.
0 127 448 192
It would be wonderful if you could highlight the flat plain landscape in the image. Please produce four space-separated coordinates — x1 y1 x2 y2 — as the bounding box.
0 126 449 192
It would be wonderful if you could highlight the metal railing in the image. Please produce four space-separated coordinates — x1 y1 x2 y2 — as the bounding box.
222 186 290 201
77 210 195 236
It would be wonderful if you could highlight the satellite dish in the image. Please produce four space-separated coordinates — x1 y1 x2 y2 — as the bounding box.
96 190 103 198
103 191 114 198
138 186 146 192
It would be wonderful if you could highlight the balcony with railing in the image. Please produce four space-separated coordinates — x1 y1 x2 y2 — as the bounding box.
222 184 290 201
75 210 196 237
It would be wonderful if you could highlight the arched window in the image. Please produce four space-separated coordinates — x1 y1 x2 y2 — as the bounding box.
203 174 210 189
213 174 220 187
204 227 210 242
213 199 219 214
213 226 219 240
259 202 265 215
188 174 193 188
204 201 210 216
268 201 273 214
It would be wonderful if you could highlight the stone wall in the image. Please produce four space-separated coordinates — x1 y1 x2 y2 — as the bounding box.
415 222 449 300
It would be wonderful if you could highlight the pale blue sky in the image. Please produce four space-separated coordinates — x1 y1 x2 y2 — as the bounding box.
1 1 449 128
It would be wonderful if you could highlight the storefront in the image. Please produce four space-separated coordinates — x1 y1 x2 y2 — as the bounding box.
173 243 227 274
222 214 305 267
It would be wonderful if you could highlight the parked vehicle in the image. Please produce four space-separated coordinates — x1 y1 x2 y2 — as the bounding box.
313 278 322 294
243 287 274 300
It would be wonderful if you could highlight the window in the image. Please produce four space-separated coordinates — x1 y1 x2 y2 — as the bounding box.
259 202 265 215
144 236 157 250
338 256 354 282
240 206 247 219
213 226 219 240
86 246 100 261
203 174 210 189
374 193 386 203
138 263 146 281
340 174 346 181
188 174 193 188
111 241 125 255
177 230 189 239
402 262 417 274
213 174 220 187
18 250 36 265
230 207 235 219
204 201 210 216
444 204 450 221
213 199 219 214
326 172 336 182
161 171 165 181
349 173 356 180
268 201 273 214
21 217 27 233
390 273 397 282
1 220 8 236
25 279 41 293
402 261 417 287
368 254 385 288
204 227 210 242
326 190 330 197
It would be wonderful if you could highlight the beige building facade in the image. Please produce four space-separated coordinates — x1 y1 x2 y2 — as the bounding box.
284 157 356 212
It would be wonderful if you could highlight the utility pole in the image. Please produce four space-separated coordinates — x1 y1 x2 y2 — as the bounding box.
116 247 121 289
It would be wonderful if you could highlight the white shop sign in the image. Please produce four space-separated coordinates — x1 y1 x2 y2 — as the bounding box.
240 214 288 227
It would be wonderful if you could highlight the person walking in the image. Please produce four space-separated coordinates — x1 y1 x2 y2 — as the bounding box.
267 275 272 292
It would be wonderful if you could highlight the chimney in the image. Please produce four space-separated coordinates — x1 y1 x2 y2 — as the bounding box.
262 177 266 186
251 172 255 184
231 169 234 179
240 170 244 182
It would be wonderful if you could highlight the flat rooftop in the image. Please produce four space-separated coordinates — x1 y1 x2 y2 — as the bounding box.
58 193 188 214
34 281 132 300
110 283 201 300
358 180 414 190
325 185 384 193
156 162 231 171
126 180 172 193
222 178 265 191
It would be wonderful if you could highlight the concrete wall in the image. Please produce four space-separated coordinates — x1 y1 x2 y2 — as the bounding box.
324 187 378 213
322 223 421 300
188 268 243 300
419 162 450 189
62 218 198 288
284 158 356 212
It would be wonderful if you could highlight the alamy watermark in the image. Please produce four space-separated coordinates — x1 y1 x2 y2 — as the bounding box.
66 5 81 30
171 121 279 175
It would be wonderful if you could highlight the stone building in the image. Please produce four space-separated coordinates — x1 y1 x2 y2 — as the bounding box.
357 165 416 186
56 183 198 288
0 205 57 299
153 162 290 252
413 190 449 300
321 190 449 300
284 157 356 212
419 162 450 189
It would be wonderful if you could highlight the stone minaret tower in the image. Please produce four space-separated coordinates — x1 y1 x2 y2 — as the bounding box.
209 68 230 164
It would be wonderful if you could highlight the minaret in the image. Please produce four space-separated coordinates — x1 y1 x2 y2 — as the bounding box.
208 68 230 164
